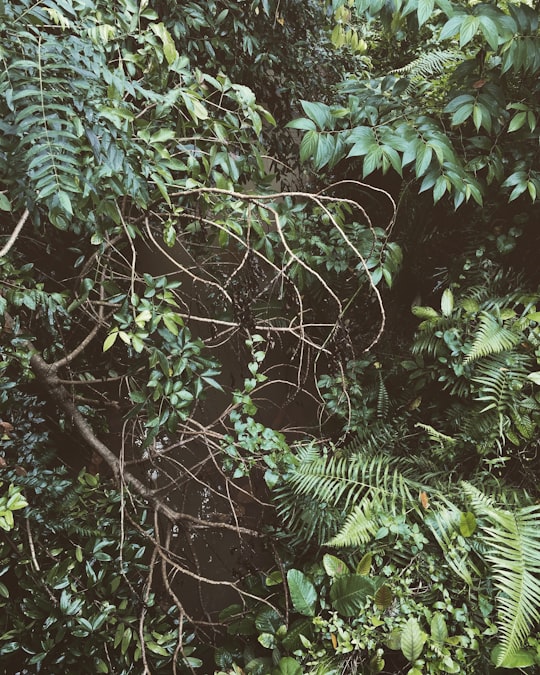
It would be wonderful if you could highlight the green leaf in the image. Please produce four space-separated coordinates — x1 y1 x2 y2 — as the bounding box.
508 112 527 133
300 100 332 130
452 103 473 126
417 0 435 27
272 657 302 675
400 617 426 662
103 331 118 352
329 574 374 617
459 511 477 537
286 117 317 131
300 130 318 164
440 288 454 316
459 16 480 47
57 190 73 216
440 14 466 41
430 612 448 645
412 305 439 319
415 144 433 177
478 15 500 51
323 553 349 577
257 632 275 649
150 22 178 65
0 194 11 211
356 552 372 575
527 372 540 385
374 583 393 610
287 569 317 616
347 127 377 157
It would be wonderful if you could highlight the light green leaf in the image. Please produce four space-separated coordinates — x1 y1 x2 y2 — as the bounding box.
300 100 332 130
150 22 178 65
431 612 448 645
286 117 317 131
478 15 500 51
272 657 302 675
400 617 426 662
459 511 477 537
508 111 527 133
415 144 433 177
440 288 454 316
347 131 377 158
417 0 435 27
459 16 480 47
323 553 349 577
287 569 317 616
356 552 372 575
0 194 11 211
103 331 118 352
527 372 540 385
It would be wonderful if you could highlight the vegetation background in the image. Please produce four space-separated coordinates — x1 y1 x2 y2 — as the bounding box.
1 0 540 673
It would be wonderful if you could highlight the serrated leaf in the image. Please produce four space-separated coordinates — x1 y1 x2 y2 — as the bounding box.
287 569 317 616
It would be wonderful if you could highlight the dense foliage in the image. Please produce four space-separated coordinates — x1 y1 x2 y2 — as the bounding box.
1 0 540 673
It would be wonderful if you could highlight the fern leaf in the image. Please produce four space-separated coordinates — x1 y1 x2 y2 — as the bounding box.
465 312 519 363
392 49 461 79
326 497 380 547
464 484 540 666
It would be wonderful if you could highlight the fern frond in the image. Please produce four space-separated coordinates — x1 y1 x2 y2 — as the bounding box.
464 483 540 667
275 447 432 545
392 49 461 80
326 496 380 547
464 312 519 363
376 371 389 418
424 505 479 585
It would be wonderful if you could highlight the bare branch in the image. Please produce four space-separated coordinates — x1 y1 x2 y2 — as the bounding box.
0 209 30 257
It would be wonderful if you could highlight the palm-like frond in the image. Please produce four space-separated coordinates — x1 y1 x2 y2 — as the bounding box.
464 312 519 363
464 483 540 667
275 445 436 546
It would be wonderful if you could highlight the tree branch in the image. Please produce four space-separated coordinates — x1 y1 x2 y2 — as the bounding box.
29 350 263 538
0 209 30 257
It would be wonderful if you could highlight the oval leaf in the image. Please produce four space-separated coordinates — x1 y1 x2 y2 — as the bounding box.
401 617 426 662
323 553 349 578
287 569 317 617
